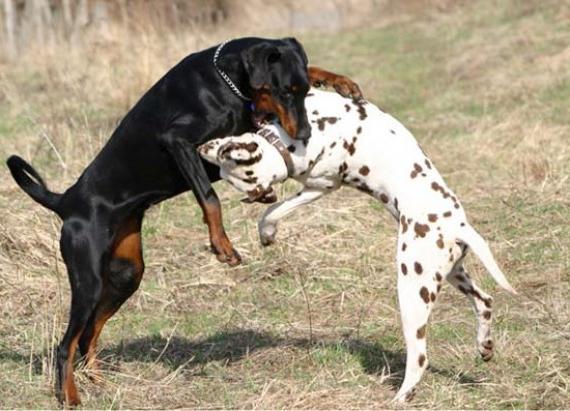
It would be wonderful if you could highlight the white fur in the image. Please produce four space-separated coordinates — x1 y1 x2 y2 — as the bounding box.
199 88 516 402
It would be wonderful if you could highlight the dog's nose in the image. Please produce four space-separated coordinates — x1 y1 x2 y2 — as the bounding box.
296 126 311 141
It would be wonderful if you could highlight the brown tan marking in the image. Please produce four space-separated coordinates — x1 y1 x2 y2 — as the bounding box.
253 88 298 138
307 66 363 99
201 200 240 266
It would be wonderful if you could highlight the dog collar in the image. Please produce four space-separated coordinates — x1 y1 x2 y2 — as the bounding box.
213 40 251 102
258 128 295 177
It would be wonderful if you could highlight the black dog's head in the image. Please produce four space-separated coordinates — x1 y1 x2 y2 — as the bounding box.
242 38 311 141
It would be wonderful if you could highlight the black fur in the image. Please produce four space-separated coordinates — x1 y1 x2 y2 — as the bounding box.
6 36 313 406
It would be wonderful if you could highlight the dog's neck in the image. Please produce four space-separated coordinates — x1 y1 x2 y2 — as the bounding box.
259 122 318 183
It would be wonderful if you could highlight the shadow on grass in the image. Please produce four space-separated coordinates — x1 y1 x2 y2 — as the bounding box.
101 329 407 389
0 328 480 391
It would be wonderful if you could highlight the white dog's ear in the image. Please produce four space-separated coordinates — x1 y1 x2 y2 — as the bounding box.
198 136 261 168
198 139 225 165
217 140 262 167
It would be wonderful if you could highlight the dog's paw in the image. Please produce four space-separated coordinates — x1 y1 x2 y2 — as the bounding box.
332 76 363 100
218 248 242 266
393 387 417 403
210 241 242 266
258 223 277 247
478 338 494 362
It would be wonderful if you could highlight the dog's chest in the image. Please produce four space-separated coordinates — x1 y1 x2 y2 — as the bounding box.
288 94 368 184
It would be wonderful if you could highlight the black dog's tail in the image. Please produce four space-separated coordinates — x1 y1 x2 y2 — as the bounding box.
6 155 63 215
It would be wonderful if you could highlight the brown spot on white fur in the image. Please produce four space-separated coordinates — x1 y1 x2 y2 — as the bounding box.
418 354 426 367
316 117 339 131
400 215 408 233
420 287 430 303
353 98 368 120
414 262 423 274
414 222 430 238
410 163 423 179
416 324 426 339
436 234 444 249
343 140 356 155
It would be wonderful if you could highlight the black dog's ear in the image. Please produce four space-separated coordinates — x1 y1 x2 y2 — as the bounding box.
283 37 308 66
242 43 281 90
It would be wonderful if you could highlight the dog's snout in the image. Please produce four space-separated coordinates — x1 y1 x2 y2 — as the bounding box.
296 126 311 141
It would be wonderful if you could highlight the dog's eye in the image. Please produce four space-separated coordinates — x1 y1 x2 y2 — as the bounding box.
282 90 293 99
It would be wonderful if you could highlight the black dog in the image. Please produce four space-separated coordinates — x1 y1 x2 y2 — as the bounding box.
6 37 361 406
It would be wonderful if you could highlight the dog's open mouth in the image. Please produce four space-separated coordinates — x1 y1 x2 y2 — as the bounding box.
242 185 277 204
251 111 277 129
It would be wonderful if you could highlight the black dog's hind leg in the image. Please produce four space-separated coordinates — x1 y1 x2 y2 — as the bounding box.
163 131 241 266
78 214 145 381
56 221 105 406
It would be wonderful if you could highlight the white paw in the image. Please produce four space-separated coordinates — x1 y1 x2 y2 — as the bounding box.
258 223 277 246
393 387 417 403
478 338 494 361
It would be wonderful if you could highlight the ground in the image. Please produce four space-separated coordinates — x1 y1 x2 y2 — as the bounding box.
0 0 568 408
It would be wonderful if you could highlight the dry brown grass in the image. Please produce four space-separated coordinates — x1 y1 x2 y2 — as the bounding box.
1 0 569 408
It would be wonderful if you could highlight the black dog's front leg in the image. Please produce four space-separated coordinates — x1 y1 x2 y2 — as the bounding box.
162 132 241 266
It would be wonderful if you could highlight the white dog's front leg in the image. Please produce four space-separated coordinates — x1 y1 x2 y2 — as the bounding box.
258 188 326 246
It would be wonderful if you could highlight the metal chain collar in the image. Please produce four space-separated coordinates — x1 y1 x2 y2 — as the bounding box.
213 40 251 102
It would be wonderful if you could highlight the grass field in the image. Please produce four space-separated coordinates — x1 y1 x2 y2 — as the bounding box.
1 0 569 408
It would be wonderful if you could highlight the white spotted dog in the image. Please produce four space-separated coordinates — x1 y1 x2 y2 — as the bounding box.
198 88 517 402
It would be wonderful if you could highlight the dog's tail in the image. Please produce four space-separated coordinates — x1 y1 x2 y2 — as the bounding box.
457 224 517 295
6 155 63 215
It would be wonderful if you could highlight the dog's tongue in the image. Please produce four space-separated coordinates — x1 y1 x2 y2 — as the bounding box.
251 112 266 129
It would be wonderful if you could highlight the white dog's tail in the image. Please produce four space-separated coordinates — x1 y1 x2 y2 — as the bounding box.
457 224 517 294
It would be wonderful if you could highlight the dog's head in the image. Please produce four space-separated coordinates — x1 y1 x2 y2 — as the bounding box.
242 38 311 141
198 131 288 203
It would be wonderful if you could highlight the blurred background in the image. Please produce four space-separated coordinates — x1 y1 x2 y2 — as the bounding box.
0 0 568 409
1 0 384 60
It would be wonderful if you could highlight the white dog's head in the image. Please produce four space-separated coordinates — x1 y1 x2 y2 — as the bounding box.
199 130 288 203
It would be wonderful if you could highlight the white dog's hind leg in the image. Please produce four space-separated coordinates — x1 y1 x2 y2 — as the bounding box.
258 188 327 246
393 235 448 402
446 264 495 361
